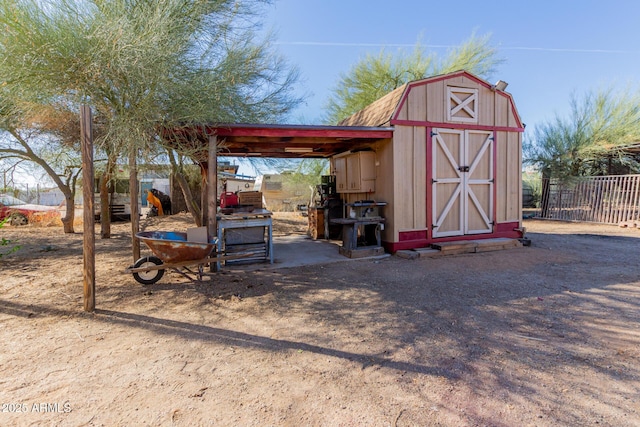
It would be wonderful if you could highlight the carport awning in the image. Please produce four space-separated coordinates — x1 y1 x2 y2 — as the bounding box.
163 123 394 159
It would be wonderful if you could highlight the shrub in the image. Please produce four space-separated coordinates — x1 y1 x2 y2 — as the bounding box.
0 217 20 258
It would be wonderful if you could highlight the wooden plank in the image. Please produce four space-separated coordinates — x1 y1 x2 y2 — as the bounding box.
80 105 95 312
129 147 140 261
413 127 427 230
507 132 521 222
426 80 445 123
415 248 441 257
394 96 408 121
632 176 640 221
373 139 395 240
208 136 218 240
395 250 420 260
474 238 522 252
478 85 495 126
431 240 478 255
495 131 507 223
393 126 415 231
495 95 508 128
339 246 385 258
407 84 427 122
208 135 218 272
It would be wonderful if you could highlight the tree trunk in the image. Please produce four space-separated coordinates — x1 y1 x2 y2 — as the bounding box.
4 129 82 234
174 170 202 226
61 192 75 233
540 168 551 218
99 156 116 239
167 149 201 226
99 169 111 238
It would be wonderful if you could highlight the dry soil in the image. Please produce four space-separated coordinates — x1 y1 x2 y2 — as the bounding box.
0 213 639 426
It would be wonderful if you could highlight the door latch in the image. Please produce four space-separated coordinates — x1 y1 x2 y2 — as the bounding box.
458 165 470 172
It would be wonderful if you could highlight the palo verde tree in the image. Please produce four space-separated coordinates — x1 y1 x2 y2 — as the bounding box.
324 32 504 124
0 0 301 236
525 87 640 180
0 98 84 232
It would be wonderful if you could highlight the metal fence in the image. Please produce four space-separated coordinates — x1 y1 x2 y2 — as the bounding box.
540 175 640 224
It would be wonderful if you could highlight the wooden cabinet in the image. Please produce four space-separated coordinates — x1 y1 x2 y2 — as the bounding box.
334 151 376 194
334 157 347 192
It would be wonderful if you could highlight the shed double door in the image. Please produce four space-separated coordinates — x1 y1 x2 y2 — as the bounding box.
431 128 494 238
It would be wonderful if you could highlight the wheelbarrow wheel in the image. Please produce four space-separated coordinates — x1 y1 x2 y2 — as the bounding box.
132 256 165 285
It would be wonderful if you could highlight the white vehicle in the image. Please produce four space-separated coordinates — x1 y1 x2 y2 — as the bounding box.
94 178 139 221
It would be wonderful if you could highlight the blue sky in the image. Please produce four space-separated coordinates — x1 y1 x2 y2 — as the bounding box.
262 0 640 135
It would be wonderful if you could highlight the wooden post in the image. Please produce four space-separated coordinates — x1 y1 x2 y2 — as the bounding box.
201 164 208 227
129 146 140 261
208 135 218 271
80 105 95 312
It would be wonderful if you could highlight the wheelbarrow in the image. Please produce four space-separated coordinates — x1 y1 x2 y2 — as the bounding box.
125 231 253 284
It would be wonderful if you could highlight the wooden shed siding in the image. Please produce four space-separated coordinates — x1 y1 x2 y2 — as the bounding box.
332 71 523 249
392 126 415 238
508 131 522 222
406 84 427 122
495 131 522 223
480 85 495 125
427 81 445 123
496 131 508 223
374 139 395 241
413 127 427 230
395 99 408 121
509 102 519 129
495 95 510 129
391 71 523 131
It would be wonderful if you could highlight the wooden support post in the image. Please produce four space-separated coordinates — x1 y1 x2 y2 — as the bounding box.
208 135 218 271
129 146 140 261
80 105 95 312
201 164 208 227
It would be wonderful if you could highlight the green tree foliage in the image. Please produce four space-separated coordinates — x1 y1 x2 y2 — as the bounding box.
525 88 640 179
0 0 301 131
279 159 329 186
324 32 504 124
0 0 302 231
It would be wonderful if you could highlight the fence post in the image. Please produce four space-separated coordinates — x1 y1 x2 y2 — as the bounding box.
80 105 95 312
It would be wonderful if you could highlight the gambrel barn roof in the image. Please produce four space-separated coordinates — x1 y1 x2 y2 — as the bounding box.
338 70 523 131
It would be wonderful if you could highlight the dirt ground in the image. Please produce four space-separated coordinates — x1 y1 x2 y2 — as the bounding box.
0 212 639 426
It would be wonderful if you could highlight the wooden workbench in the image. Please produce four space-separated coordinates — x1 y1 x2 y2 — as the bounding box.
330 217 386 258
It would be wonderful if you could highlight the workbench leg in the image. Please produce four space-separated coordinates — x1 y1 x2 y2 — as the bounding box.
268 221 274 264
216 223 223 271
